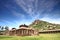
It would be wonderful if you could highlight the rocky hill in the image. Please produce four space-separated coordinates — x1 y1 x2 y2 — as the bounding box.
29 20 60 30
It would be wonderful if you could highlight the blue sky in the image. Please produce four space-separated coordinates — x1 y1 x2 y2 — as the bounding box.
0 0 60 29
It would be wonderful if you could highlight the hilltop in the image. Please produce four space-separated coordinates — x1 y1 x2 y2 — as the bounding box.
29 20 60 30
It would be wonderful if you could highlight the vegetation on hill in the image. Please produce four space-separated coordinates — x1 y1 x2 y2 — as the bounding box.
29 20 60 30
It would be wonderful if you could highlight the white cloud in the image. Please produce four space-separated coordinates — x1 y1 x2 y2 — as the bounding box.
14 19 32 25
12 11 25 19
0 20 18 29
15 0 59 20
40 17 60 24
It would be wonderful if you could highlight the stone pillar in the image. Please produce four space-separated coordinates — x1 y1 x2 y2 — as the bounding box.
26 29 28 36
21 29 23 36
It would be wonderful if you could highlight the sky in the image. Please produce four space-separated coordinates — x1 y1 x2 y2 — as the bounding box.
0 0 60 29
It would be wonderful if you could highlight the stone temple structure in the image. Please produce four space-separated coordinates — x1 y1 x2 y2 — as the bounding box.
9 24 38 36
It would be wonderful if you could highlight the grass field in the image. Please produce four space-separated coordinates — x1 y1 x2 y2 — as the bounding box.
0 33 60 40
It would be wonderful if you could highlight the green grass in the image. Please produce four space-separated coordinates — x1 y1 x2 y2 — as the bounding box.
0 33 60 40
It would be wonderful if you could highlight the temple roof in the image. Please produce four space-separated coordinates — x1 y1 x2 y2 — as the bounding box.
19 24 28 28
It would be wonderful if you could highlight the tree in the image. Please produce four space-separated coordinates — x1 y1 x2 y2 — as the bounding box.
1 26 4 31
5 26 9 35
5 26 9 30
0 26 1 30
0 26 1 28
0 26 4 35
